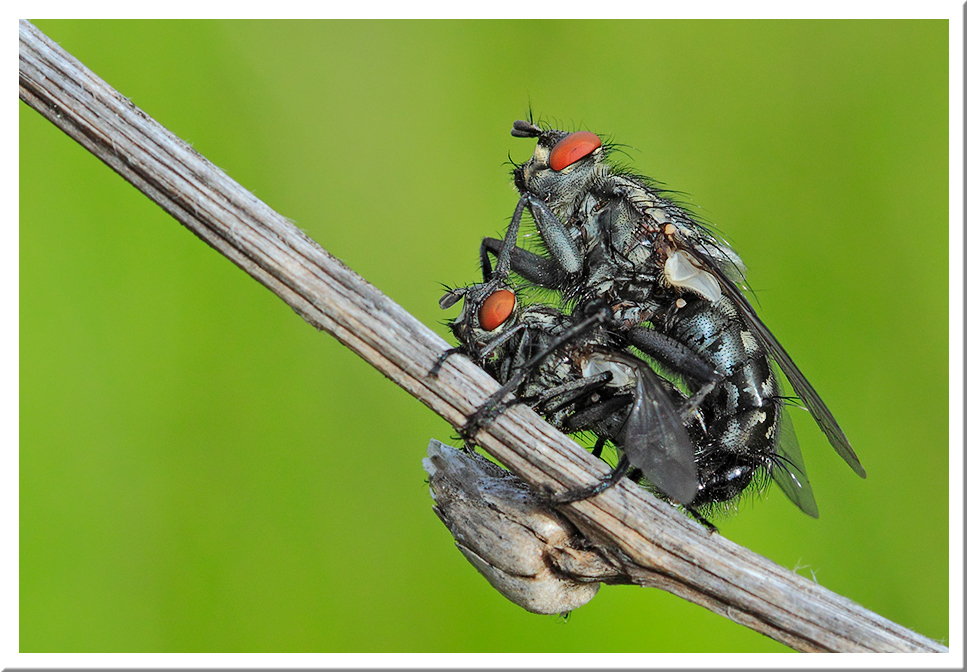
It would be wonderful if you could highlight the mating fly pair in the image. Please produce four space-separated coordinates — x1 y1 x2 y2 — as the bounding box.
437 118 865 520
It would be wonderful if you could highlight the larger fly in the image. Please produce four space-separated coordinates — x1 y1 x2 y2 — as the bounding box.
474 118 865 516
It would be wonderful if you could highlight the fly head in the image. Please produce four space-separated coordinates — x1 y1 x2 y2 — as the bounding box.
511 121 605 220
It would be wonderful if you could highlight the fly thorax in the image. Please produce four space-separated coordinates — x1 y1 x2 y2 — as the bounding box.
526 348 572 392
613 302 658 327
626 241 653 268
645 206 672 227
585 263 615 296
596 200 648 261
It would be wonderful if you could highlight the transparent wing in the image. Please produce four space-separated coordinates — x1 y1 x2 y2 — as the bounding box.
609 351 699 505
689 247 866 479
771 407 819 518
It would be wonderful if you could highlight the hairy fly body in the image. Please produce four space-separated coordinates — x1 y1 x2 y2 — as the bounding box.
473 118 865 516
437 280 700 507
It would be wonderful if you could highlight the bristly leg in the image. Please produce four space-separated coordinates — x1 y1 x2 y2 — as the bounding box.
547 454 632 504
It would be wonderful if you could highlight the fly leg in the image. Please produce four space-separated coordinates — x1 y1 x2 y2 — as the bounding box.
548 454 632 504
481 237 567 289
429 320 532 379
481 193 582 285
431 285 532 378
525 195 583 275
591 435 607 458
626 325 723 411
542 393 636 503
561 392 633 432
474 195 531 290
531 371 613 416
623 464 718 533
626 326 720 383
460 366 531 440
460 303 612 440
428 346 464 378
684 505 719 533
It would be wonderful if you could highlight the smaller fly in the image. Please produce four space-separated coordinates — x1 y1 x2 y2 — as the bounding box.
435 280 701 507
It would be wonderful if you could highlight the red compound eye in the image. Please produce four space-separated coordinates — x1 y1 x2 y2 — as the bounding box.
478 289 516 331
548 131 602 171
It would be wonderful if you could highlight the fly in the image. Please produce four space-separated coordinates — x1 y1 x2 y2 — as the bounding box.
436 280 701 507
471 118 865 516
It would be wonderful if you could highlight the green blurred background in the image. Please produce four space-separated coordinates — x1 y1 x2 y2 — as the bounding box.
20 20 949 652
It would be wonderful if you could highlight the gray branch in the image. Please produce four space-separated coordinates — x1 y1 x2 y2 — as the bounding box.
19 20 946 653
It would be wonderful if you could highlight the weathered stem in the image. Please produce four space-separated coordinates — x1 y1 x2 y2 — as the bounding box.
19 20 946 653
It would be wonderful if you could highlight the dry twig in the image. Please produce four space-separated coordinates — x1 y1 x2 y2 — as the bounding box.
19 20 947 653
